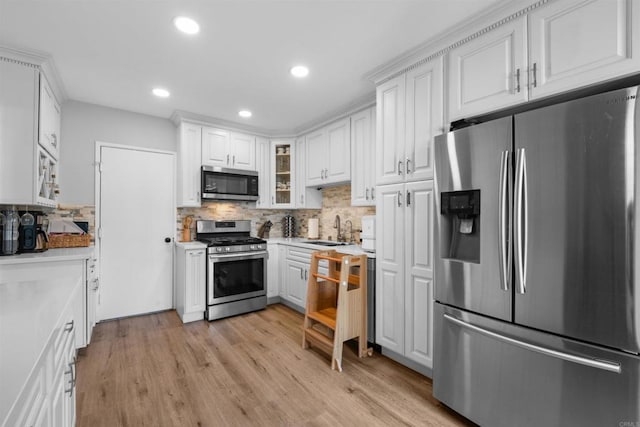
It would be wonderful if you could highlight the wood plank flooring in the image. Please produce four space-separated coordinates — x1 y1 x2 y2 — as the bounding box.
76 304 473 427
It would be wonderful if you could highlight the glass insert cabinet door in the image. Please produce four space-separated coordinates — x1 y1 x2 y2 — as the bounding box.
271 140 294 208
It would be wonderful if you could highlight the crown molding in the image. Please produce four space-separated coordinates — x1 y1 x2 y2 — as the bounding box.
171 91 376 138
170 110 278 137
364 0 550 85
0 45 68 103
292 91 376 136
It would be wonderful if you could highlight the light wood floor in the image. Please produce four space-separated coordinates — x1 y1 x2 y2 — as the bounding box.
76 304 473 427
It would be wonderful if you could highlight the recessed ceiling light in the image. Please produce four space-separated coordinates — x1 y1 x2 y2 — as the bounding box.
173 16 200 35
152 88 170 98
238 110 252 118
290 65 309 78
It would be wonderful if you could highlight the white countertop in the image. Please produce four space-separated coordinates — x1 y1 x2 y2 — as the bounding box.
0 247 94 265
265 237 376 258
0 277 81 419
175 241 207 249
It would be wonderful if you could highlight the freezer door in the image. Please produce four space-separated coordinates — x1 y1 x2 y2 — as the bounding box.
434 303 640 427
434 117 512 321
514 86 640 353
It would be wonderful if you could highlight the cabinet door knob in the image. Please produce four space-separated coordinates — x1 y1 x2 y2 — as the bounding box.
164 237 172 243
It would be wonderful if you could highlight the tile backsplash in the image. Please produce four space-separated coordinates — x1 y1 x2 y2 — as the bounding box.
47 204 96 243
177 184 375 242
45 185 375 245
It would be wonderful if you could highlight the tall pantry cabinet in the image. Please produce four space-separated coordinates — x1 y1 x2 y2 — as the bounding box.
375 57 442 371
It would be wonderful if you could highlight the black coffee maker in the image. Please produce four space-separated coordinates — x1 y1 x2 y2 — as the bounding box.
18 211 48 253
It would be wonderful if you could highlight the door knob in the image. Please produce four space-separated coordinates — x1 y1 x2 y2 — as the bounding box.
164 237 171 243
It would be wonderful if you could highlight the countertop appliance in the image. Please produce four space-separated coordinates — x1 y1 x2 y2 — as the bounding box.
18 211 47 253
433 86 640 426
196 220 267 320
201 166 259 201
360 215 375 252
0 209 20 255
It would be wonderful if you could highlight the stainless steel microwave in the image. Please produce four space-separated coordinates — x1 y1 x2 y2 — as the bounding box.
201 166 259 201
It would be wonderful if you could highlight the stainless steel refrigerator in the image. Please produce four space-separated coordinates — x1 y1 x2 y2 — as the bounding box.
433 86 640 426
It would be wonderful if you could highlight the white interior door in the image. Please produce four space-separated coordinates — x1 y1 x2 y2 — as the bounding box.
97 144 175 320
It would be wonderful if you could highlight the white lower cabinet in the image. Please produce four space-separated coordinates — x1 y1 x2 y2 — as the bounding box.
280 246 328 312
284 259 307 308
376 180 434 369
175 245 206 323
266 242 280 299
3 283 81 427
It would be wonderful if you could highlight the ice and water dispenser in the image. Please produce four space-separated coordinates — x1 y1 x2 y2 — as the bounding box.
440 189 480 263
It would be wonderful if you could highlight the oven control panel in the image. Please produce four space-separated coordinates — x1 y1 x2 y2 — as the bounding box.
209 243 266 254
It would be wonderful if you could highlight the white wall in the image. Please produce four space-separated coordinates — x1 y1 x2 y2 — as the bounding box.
60 100 176 205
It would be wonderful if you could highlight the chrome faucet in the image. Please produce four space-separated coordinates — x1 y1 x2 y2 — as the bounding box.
334 215 343 242
344 220 355 243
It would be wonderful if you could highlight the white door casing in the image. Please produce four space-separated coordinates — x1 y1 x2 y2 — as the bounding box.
96 143 176 320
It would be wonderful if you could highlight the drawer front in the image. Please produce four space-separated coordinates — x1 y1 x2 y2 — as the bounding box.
4 352 47 427
286 247 313 263
53 308 74 369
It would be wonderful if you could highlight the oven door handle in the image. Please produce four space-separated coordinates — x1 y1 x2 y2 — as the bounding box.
208 251 268 262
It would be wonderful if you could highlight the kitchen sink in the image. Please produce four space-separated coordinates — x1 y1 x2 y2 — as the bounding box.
301 240 348 247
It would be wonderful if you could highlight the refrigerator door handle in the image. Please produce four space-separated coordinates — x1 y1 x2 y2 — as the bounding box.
514 148 528 294
498 150 511 291
444 314 622 374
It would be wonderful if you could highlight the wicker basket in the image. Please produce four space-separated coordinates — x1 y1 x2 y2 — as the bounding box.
48 233 91 248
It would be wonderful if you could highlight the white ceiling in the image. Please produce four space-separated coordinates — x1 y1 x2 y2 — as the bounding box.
0 0 500 134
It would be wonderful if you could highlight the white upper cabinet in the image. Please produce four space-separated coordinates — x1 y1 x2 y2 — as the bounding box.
448 0 640 120
448 17 528 121
201 127 229 167
305 117 351 187
405 59 442 182
0 58 59 207
295 137 322 209
201 127 255 170
325 118 351 183
351 107 376 206
528 0 640 99
376 57 442 186
176 122 202 207
229 132 256 170
271 139 295 209
305 129 325 186
255 136 271 209
376 74 406 185
38 75 61 160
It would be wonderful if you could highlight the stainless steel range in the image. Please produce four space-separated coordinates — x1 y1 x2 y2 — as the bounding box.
196 220 267 320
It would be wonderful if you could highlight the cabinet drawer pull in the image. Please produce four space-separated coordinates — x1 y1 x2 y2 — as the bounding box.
365 188 369 200
371 187 375 200
232 155 235 165
64 320 74 333
406 158 411 174
397 191 403 207
515 68 521 93
398 161 403 175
